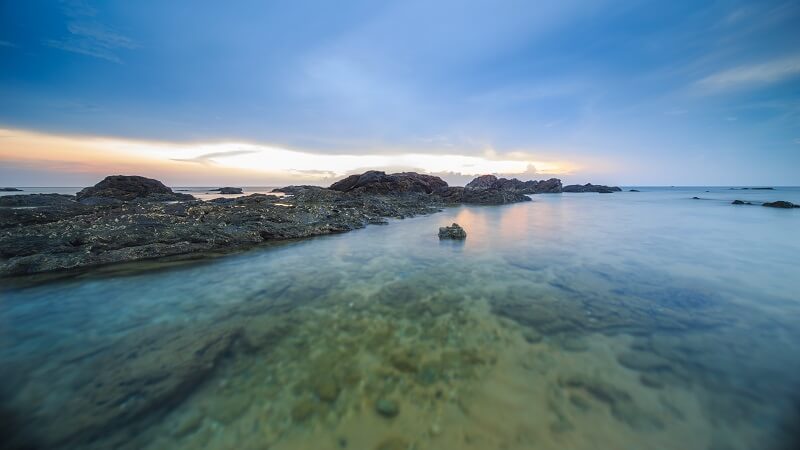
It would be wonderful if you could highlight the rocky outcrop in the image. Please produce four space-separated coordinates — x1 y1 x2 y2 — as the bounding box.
762 201 799 209
462 187 531 205
76 175 195 203
0 187 22 191
438 223 466 240
465 174 562 194
211 187 243 194
732 200 752 205
330 171 448 195
0 194 91 229
563 183 622 193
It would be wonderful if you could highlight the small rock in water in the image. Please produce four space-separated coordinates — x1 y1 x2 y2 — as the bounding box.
763 200 799 208
731 200 752 205
375 398 399 418
438 223 467 240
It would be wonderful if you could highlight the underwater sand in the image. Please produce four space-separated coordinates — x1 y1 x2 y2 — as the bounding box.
1 187 799 449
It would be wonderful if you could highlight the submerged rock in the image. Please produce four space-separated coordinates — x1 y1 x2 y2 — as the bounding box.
375 398 399 418
731 200 752 205
438 223 467 240
762 201 799 208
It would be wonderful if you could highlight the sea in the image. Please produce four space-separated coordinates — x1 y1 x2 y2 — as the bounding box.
1 186 799 449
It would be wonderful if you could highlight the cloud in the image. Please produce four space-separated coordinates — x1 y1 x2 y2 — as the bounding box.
171 149 262 165
695 55 800 91
0 40 16 48
44 1 138 63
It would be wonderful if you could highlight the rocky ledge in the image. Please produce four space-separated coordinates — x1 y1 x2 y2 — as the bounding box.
0 171 622 276
0 187 23 192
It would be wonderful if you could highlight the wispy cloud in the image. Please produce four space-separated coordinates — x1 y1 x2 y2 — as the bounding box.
695 55 800 91
0 40 16 48
44 1 138 63
171 149 262 165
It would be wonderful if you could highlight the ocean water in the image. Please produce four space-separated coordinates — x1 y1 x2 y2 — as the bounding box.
1 187 799 450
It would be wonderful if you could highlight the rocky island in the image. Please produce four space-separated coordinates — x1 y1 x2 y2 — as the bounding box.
0 171 620 277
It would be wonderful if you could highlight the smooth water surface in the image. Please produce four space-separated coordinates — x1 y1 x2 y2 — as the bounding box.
1 187 799 449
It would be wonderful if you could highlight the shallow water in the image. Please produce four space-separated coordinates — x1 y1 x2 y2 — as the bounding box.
1 187 800 449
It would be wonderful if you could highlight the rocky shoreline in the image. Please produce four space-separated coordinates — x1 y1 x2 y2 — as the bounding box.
1 171 598 277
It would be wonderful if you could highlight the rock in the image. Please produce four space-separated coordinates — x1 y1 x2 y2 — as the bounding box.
462 187 530 204
375 399 399 418
76 175 195 202
731 200 752 205
211 187 243 194
438 223 467 240
314 378 340 403
22 323 242 447
763 201 799 209
692 196 701 200
0 187 22 191
629 189 640 192
330 171 448 194
465 174 563 194
562 183 622 193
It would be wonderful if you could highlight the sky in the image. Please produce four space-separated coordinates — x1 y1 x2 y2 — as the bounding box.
0 0 799 187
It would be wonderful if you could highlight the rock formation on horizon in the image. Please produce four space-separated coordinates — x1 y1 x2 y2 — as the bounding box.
76 175 195 203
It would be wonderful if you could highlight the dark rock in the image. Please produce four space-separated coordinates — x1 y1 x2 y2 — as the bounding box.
375 398 399 418
629 189 640 192
438 223 467 240
462 187 530 204
763 201 799 209
0 187 22 191
751 187 774 190
211 187 243 194
465 174 562 194
731 200 752 205
330 171 448 194
76 175 195 202
563 183 622 193
692 196 701 200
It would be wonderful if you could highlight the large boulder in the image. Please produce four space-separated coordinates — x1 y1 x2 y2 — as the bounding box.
329 171 448 194
462 187 531 205
465 175 563 194
562 183 622 193
76 175 195 203
465 175 499 190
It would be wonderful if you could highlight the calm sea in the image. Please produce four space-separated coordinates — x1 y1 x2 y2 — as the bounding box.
1 187 799 449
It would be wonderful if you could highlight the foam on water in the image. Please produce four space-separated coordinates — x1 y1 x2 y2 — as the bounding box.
1 187 799 449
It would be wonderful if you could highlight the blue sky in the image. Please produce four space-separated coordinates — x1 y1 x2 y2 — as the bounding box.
1 0 799 185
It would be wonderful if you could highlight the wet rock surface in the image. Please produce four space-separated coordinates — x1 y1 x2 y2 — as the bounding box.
438 223 467 240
